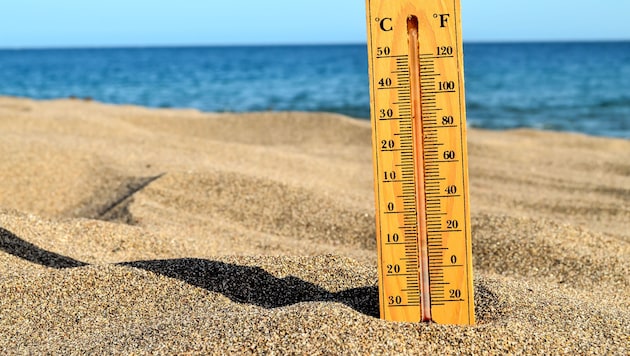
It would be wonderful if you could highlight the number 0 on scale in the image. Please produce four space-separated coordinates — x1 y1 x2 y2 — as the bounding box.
365 0 475 324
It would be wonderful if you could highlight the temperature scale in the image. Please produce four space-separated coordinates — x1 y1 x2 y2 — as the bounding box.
365 0 475 325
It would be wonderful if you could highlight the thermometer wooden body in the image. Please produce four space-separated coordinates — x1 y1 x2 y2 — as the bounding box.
365 0 474 325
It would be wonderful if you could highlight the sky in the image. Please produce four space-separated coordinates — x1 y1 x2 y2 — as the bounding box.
1 0 629 48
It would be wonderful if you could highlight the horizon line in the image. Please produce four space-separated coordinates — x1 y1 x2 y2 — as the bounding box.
1 38 629 51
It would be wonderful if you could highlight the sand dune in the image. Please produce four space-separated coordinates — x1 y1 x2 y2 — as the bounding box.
0 97 628 354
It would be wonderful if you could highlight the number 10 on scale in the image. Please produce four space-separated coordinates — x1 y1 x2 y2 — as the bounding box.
365 0 475 325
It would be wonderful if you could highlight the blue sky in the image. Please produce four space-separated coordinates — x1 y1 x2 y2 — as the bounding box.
1 0 629 48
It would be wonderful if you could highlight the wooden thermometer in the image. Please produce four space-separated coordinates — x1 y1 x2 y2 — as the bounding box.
365 0 474 325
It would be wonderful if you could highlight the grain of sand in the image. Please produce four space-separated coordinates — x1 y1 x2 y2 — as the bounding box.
0 97 628 354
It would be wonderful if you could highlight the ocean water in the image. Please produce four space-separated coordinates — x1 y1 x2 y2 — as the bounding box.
0 42 628 138
465 42 630 138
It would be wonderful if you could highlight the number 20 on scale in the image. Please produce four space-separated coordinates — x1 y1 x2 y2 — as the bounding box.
365 0 475 325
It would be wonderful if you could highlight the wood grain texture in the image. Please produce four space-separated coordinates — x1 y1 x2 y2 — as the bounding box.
365 0 474 324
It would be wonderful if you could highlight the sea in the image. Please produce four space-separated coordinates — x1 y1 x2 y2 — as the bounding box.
0 42 629 139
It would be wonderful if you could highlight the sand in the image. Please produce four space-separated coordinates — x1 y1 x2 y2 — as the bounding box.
0 96 628 354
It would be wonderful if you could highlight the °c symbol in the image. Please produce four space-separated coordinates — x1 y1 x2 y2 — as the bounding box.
379 17 393 31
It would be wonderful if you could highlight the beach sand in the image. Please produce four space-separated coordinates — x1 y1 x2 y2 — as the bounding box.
0 97 628 354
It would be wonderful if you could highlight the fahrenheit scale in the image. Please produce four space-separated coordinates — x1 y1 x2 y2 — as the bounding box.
365 0 474 325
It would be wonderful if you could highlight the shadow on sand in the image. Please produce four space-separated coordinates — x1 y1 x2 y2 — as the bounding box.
0 227 88 268
0 227 378 317
121 258 379 316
